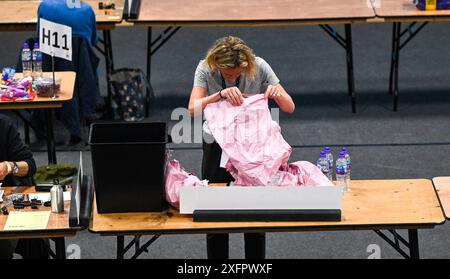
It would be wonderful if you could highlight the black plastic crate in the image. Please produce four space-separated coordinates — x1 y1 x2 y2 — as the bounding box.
89 122 168 213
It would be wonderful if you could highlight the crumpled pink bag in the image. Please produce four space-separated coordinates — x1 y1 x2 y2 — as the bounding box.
165 95 333 208
204 94 333 187
164 155 208 208
204 94 292 185
276 161 334 186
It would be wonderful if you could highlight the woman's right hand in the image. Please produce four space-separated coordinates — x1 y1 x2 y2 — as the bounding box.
0 162 10 181
221 87 244 106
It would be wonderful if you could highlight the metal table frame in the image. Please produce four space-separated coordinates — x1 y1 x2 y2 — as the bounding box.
111 226 422 259
144 23 357 113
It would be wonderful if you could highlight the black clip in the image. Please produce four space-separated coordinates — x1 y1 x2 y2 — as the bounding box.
22 201 31 207
13 204 25 210
1 206 9 215
14 197 24 203
98 2 115 9
31 199 42 206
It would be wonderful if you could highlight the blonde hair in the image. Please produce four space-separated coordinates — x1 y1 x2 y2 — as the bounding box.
205 36 256 77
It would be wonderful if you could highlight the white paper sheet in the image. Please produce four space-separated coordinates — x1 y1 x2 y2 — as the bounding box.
4 211 51 231
220 151 229 169
28 192 71 202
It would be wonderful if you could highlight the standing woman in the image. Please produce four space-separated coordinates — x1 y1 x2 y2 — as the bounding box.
188 36 295 259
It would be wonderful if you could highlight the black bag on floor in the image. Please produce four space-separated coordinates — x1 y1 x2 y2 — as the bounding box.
109 68 153 121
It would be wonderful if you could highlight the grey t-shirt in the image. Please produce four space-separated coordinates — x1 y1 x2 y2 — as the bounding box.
194 57 280 136
193 57 280 95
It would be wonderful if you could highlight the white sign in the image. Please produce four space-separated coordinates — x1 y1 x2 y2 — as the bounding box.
66 0 81 9
179 186 342 214
39 18 72 61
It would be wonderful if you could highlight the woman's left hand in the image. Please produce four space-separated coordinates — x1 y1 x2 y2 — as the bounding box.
264 85 282 99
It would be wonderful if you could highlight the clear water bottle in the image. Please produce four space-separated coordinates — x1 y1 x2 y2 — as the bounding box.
32 43 43 80
317 151 332 181
335 151 348 193
341 147 351 187
324 147 334 174
21 43 32 79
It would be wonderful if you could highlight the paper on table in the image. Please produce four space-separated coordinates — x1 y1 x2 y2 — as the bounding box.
4 211 51 231
28 192 71 202
0 190 4 202
220 151 229 169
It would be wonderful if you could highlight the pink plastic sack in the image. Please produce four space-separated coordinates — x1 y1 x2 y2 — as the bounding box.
204 94 333 187
164 157 207 208
277 161 334 187
165 95 333 208
204 94 292 185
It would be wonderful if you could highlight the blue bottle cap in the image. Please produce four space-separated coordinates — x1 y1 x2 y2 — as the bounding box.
23 43 29 49
342 147 348 152
320 151 326 158
339 151 346 158
33 42 39 49
324 147 331 153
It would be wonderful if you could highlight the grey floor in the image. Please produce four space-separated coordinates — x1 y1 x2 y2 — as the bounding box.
2 22 450 259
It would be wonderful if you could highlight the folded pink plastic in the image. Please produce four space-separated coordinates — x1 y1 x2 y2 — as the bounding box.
164 157 208 208
277 161 334 187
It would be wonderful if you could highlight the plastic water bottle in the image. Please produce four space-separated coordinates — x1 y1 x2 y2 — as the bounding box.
317 151 332 181
335 151 348 193
32 43 43 80
324 147 334 174
341 147 351 186
21 43 32 79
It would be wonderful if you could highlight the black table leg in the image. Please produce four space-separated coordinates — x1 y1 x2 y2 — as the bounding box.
408 229 420 259
103 30 114 115
393 22 401 112
147 27 152 83
44 108 57 165
389 22 398 96
345 24 356 113
53 238 66 259
117 235 125 259
389 21 428 111
374 229 422 259
146 27 154 117
145 27 180 118
106 30 114 71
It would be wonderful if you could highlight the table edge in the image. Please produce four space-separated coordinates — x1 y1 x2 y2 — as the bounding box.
0 228 81 240
128 16 377 27
431 177 450 220
89 178 447 234
88 220 445 236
